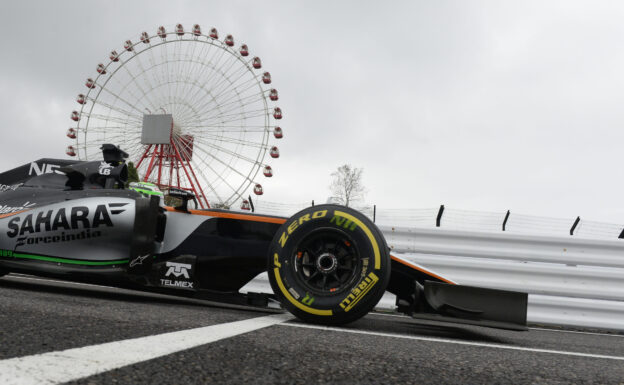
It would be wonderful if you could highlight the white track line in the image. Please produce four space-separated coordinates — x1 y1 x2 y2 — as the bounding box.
369 312 624 338
0 313 293 385
281 323 624 361
529 327 624 338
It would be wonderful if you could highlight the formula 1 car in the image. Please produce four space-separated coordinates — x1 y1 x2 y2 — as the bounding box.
0 145 528 330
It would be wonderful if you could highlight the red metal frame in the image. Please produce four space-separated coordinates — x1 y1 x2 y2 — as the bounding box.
136 139 210 209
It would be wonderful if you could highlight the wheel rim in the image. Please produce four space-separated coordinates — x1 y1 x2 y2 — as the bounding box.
292 229 362 296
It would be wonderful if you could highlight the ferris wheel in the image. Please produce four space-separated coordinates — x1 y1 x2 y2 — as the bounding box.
67 23 283 209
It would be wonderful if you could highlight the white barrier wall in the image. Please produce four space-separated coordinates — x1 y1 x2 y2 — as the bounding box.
382 226 624 331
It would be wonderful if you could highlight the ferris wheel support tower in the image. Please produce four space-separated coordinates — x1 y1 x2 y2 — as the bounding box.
135 114 210 207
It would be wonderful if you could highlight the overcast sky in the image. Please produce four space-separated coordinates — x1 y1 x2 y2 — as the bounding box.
1 1 624 223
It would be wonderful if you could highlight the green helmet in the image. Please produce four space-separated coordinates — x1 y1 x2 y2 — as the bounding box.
129 182 164 198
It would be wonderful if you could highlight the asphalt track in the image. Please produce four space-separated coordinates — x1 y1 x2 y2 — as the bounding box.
1 274 623 385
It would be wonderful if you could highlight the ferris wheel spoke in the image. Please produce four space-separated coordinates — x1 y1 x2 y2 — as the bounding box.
171 41 186 115
196 67 256 110
82 113 142 126
199 134 269 150
199 109 268 127
180 42 216 99
146 43 173 109
195 94 266 124
207 89 267 113
183 124 268 131
176 38 202 103
79 125 138 131
147 44 169 108
85 87 147 117
94 55 162 116
210 80 262 109
183 47 232 106
115 62 163 114
204 51 254 91
192 137 263 166
196 94 262 121
194 79 259 118
82 128 141 137
90 132 140 143
201 55 246 96
154 39 174 108
189 140 257 192
89 98 143 122
196 87 265 118
127 48 160 97
205 64 257 103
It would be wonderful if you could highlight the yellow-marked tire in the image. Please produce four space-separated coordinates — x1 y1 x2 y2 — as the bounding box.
267 204 390 325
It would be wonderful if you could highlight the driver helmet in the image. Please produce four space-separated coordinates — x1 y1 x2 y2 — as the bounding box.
129 182 165 205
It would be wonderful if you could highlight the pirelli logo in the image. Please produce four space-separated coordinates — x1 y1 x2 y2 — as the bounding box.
339 272 379 312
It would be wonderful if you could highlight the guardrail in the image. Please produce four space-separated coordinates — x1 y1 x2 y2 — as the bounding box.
382 227 624 331
381 226 624 268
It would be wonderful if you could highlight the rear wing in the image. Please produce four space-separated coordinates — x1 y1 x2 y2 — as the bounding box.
0 159 80 191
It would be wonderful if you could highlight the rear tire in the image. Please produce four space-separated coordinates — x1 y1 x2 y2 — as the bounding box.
267 204 390 325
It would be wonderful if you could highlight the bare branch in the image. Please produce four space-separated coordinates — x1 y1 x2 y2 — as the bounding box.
329 164 366 207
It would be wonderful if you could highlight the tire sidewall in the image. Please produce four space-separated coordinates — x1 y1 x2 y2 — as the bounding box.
268 204 390 325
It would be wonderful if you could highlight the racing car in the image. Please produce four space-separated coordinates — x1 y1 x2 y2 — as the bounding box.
0 145 528 330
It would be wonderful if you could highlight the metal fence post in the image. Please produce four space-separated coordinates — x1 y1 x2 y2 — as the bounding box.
436 205 445 227
570 216 581 235
502 210 511 231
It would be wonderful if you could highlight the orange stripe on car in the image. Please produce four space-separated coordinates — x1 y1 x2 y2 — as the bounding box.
164 206 287 225
0 210 29 219
390 254 456 285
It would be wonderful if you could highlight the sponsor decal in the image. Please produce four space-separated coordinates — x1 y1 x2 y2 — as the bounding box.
273 252 281 267
330 215 358 231
278 209 328 247
165 261 191 278
301 292 315 306
29 162 63 176
98 162 113 176
16 229 102 247
5 202 127 246
129 253 151 267
0 201 36 214
160 261 194 288
0 183 22 192
339 272 379 312
288 287 300 300
360 258 369 277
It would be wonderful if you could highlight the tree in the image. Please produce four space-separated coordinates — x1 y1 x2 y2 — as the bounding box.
127 162 140 184
125 161 140 188
329 164 366 207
